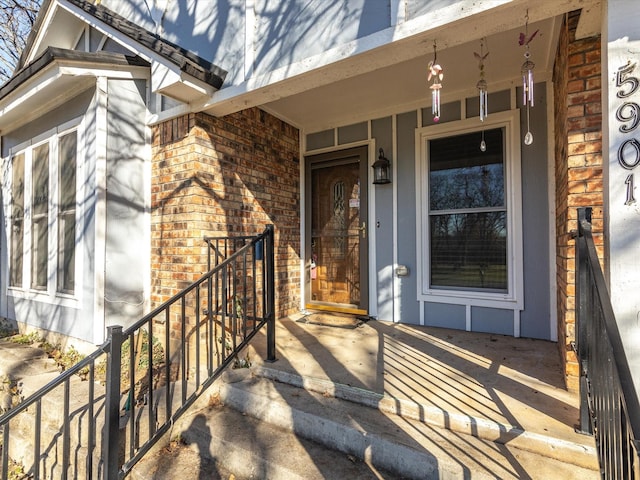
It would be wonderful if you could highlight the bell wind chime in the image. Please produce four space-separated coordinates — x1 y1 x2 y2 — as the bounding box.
520 10 538 145
427 41 444 122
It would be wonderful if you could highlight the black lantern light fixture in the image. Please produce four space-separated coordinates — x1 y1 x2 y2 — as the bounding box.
372 148 391 185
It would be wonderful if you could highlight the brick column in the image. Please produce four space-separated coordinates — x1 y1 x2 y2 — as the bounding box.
554 11 603 391
151 108 301 322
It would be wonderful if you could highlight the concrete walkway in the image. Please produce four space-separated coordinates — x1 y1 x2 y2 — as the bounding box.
0 318 599 478
244 315 597 470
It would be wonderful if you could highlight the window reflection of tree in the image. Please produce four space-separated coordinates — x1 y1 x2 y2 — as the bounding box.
428 128 507 291
10 153 25 287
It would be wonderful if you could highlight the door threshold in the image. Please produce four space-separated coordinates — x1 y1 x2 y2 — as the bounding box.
305 303 367 316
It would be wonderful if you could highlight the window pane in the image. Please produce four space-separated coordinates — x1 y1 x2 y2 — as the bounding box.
59 132 77 211
10 153 25 287
429 128 504 211
430 212 507 291
32 143 49 289
58 132 77 293
59 213 76 292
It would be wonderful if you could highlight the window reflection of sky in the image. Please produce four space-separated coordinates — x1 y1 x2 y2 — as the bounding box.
427 127 507 291
429 128 504 211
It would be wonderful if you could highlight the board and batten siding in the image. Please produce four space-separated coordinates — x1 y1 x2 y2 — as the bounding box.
304 85 553 340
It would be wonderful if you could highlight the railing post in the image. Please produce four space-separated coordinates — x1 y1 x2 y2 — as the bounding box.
576 207 593 434
265 224 277 362
104 325 124 479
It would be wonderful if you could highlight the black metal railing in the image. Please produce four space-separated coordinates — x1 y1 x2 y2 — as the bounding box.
0 225 275 479
575 207 640 479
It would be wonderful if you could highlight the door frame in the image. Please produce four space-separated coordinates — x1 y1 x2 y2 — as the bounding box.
304 145 370 314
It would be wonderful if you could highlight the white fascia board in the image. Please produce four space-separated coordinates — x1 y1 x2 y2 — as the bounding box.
198 1 515 114
23 0 63 66
575 1 602 39
58 64 149 79
0 67 63 115
198 0 598 116
56 0 213 100
151 62 214 99
56 1 154 63
0 61 148 132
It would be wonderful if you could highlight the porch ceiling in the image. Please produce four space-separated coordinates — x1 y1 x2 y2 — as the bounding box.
263 16 561 133
262 1 600 132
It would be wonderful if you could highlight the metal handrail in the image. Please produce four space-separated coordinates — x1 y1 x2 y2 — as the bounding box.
0 225 276 479
576 207 640 479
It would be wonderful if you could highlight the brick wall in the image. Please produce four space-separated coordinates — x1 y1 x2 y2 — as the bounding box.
554 10 603 391
151 108 301 323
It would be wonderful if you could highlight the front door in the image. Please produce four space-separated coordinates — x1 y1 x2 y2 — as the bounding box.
305 146 369 314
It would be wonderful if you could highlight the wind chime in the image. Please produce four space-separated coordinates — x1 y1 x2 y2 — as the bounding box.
520 10 538 145
427 41 443 122
475 38 489 151
427 11 539 148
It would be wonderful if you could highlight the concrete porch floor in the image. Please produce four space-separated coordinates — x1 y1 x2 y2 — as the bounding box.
246 314 597 471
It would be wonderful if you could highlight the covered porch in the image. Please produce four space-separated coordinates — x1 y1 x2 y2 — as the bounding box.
244 315 598 476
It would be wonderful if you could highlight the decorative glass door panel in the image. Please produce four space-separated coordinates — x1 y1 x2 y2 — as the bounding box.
306 147 368 311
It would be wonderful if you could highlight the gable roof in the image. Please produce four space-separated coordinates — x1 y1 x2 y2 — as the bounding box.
18 0 226 92
1 46 148 101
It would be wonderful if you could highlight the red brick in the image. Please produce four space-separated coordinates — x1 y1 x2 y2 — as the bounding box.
151 109 301 338
554 14 603 391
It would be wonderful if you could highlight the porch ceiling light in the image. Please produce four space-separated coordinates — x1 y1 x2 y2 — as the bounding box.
372 148 391 185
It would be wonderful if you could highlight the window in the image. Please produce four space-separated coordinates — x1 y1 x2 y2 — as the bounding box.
7 123 80 297
58 132 77 293
417 112 523 308
10 153 24 287
429 128 506 292
31 143 49 290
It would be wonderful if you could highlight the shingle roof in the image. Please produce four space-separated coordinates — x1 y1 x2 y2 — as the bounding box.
17 0 227 89
0 46 149 100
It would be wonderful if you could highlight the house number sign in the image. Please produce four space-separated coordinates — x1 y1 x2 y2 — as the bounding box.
616 60 640 205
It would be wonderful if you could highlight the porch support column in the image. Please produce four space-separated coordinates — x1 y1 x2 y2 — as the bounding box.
603 0 640 401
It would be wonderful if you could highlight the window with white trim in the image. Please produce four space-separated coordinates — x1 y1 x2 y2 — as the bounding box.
8 124 79 296
417 112 523 308
9 153 24 288
31 142 49 290
57 131 77 294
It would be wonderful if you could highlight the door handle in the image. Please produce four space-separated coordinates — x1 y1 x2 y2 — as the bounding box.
358 221 366 239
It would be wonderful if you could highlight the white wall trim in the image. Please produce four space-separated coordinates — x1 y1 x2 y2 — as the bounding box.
392 113 399 323
299 132 306 312
4 118 84 309
367 134 378 318
94 77 108 344
546 80 558 342
415 110 524 311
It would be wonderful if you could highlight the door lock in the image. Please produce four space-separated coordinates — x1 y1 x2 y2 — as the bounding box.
358 221 366 239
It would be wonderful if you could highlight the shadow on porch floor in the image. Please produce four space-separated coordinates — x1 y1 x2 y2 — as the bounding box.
246 315 595 466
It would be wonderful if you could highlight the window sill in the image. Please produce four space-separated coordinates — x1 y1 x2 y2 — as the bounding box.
7 288 80 309
419 289 522 310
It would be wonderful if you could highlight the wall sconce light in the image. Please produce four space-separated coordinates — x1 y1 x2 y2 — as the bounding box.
372 148 391 185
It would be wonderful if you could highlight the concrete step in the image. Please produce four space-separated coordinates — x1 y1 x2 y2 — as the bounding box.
132 368 599 480
131 403 396 480
249 365 599 471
